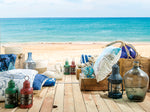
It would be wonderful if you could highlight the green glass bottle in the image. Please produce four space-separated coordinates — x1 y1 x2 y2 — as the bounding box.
5 78 18 108
64 59 70 75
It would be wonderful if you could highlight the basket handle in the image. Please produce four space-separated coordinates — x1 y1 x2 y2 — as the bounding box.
106 40 138 59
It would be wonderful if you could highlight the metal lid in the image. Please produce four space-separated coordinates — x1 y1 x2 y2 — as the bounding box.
23 76 30 88
8 75 15 88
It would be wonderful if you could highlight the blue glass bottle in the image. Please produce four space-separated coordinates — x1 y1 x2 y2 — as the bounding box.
23 52 36 69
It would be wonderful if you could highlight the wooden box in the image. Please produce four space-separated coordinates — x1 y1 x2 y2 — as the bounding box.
79 76 108 91
76 68 81 80
15 53 25 69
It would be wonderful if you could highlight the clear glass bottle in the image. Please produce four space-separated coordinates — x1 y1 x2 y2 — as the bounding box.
24 52 36 69
124 61 149 102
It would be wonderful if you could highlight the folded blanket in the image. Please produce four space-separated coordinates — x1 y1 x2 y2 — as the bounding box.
33 74 56 90
33 74 48 90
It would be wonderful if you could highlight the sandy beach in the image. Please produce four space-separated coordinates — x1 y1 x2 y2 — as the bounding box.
0 42 150 67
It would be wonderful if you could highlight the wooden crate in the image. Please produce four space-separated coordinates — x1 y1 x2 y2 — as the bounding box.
79 76 108 91
76 68 81 80
15 53 25 69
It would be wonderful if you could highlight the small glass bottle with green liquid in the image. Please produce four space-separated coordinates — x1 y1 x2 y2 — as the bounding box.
124 61 149 102
64 59 70 75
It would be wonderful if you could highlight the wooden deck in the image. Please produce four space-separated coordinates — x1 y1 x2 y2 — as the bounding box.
0 75 150 112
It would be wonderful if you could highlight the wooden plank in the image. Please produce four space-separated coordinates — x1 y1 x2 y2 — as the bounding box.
91 93 110 112
52 84 64 112
72 84 86 112
65 75 72 83
0 102 5 109
114 98 134 112
28 87 48 112
99 92 122 112
0 101 27 112
57 74 65 83
82 92 98 112
15 108 28 112
71 75 78 83
138 95 150 112
64 84 75 112
0 102 18 112
146 93 150 98
123 94 145 112
1 108 18 112
40 85 57 112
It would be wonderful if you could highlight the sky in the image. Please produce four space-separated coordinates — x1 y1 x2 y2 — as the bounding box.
0 0 150 18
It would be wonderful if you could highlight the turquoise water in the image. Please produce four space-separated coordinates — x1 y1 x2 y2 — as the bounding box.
0 18 150 43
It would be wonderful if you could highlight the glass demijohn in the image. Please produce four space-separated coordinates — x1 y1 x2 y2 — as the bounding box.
24 52 36 69
124 61 149 102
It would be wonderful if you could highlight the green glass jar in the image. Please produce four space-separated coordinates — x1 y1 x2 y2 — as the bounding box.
5 77 18 108
124 61 149 102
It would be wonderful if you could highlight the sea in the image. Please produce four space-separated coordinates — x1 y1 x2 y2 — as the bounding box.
0 17 150 43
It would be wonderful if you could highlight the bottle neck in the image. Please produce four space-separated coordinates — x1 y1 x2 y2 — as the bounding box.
133 65 139 69
27 53 32 61
65 60 69 65
133 62 139 69
23 80 30 88
8 80 15 88
72 61 75 66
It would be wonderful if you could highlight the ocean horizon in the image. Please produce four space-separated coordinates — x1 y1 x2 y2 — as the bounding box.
0 17 150 43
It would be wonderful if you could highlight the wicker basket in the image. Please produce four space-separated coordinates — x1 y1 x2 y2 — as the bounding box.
4 47 25 69
107 41 150 90
119 56 150 90
15 53 25 69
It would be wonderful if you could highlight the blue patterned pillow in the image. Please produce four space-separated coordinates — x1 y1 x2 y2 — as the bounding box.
0 54 17 71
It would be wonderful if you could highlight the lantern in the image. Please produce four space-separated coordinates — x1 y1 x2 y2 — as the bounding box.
70 59 76 75
108 64 123 99
20 76 33 108
64 59 70 75
5 75 18 108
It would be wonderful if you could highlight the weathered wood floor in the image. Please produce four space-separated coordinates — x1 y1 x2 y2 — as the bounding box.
0 75 150 112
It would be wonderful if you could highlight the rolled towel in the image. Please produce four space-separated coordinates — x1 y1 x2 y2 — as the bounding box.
35 60 48 74
43 71 63 80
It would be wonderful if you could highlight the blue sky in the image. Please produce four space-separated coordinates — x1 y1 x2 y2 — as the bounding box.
0 0 150 17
